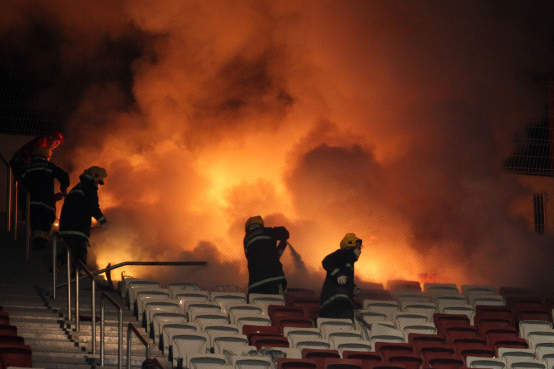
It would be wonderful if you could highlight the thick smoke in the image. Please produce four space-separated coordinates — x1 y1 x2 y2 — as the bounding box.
2 0 554 292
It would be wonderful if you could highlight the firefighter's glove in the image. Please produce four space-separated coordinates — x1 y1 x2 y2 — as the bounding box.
337 275 348 285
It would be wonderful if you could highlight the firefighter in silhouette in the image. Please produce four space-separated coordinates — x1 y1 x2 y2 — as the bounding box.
319 233 362 320
10 132 64 179
20 146 69 249
244 216 289 298
59 166 107 268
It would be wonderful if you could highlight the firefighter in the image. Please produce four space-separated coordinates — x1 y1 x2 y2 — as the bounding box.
319 233 362 320
59 166 107 268
10 132 64 179
243 216 289 298
20 146 69 249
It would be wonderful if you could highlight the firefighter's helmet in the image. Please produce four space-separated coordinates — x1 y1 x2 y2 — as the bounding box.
32 146 52 160
245 216 264 232
83 166 108 185
340 233 362 249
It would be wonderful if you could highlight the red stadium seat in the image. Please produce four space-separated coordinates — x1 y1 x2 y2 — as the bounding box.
434 314 470 334
375 343 413 356
456 343 494 358
414 342 456 356
425 353 465 369
250 335 289 349
408 333 446 345
477 321 516 336
475 305 511 315
302 349 340 369
0 313 9 326
269 305 305 319
499 287 534 296
369 361 408 369
342 351 382 367
454 341 488 357
0 327 17 337
445 327 482 343
0 344 32 368
451 337 487 347
293 302 321 320
275 316 314 330
243 324 281 338
384 353 422 369
474 310 514 327
486 332 528 349
278 358 318 369
324 358 363 369
514 308 553 323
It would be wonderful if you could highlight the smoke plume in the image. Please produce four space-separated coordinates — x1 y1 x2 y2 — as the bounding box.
2 0 554 292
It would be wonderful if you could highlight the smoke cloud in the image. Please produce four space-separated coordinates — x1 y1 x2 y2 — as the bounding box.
2 0 554 292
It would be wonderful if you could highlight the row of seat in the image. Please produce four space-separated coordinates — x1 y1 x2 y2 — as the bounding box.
0 307 32 368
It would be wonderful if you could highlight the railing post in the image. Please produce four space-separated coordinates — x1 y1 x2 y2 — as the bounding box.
91 278 96 355
25 191 31 263
6 167 12 233
66 248 71 322
13 181 18 241
100 301 104 367
118 308 123 369
75 264 79 332
126 327 132 369
52 235 57 301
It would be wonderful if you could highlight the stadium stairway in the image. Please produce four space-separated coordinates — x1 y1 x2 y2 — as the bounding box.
0 232 170 368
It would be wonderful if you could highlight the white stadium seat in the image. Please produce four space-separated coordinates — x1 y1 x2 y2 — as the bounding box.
202 323 240 336
172 333 209 369
210 333 250 355
401 322 437 337
317 318 356 338
497 347 536 360
168 282 201 296
461 285 496 297
185 302 222 320
191 311 229 326
535 346 554 361
210 292 247 312
327 329 364 348
519 321 553 339
505 357 545 369
151 312 186 345
144 300 180 330
432 294 468 306
368 324 405 346
393 292 432 304
356 310 388 326
438 302 474 323
130 286 166 311
175 290 211 304
468 294 505 307
122 279 160 299
362 300 400 320
400 302 437 321
258 347 302 359
528 330 554 350
466 356 506 369
232 355 273 369
293 337 331 350
235 315 272 331
162 323 199 355
393 312 428 327
283 327 322 345
424 283 459 296
335 339 373 354
187 353 227 369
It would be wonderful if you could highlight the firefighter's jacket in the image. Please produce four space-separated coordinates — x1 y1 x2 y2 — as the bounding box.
320 247 358 309
20 157 69 215
243 226 289 292
59 174 106 242
10 137 50 178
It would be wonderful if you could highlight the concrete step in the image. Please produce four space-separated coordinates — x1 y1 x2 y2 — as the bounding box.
32 350 89 364
33 362 92 369
26 338 83 352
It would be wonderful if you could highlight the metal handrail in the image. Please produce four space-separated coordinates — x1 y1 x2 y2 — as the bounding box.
76 259 96 355
127 322 150 369
101 292 123 369
54 261 207 290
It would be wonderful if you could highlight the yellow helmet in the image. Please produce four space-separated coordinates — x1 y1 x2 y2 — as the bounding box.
245 216 264 232
83 166 108 185
340 233 362 249
32 146 52 160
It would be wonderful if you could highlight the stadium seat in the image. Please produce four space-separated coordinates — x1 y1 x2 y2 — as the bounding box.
474 309 513 326
327 330 364 347
144 300 180 330
388 280 421 293
439 303 475 323
174 290 210 306
323 358 363 369
0 327 17 337
228 304 265 322
203 323 240 337
375 342 413 356
415 342 456 356
259 346 302 360
357 310 389 327
235 315 272 331
363 300 400 320
0 313 9 326
469 295 505 308
342 351 382 366
185 302 222 321
292 302 321 320
210 292 247 312
486 332 528 349
434 314 470 333
274 316 314 330
0 344 32 368
535 346 554 361
233 355 273 369
496 347 535 361
128 283 163 308
393 312 428 327
370 362 408 369
407 333 446 345
186 353 227 369
401 302 437 321
162 323 199 355
527 330 554 350
445 326 482 343
368 325 405 346
243 324 281 338
122 279 160 299
317 319 356 338
135 290 171 316
519 320 552 338
499 287 534 297
190 311 229 326
249 293 285 310
0 337 24 345
424 353 464 369
424 283 459 296
167 282 201 296
514 308 553 323
278 358 318 369
295 338 332 350
465 355 505 369
478 321 516 337
504 357 546 369
384 352 423 369
401 322 437 337
456 343 494 358
269 306 305 319
334 339 372 354
150 312 186 344
209 333 250 355
461 286 497 296
250 335 289 349
393 292 432 304
284 327 322 346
